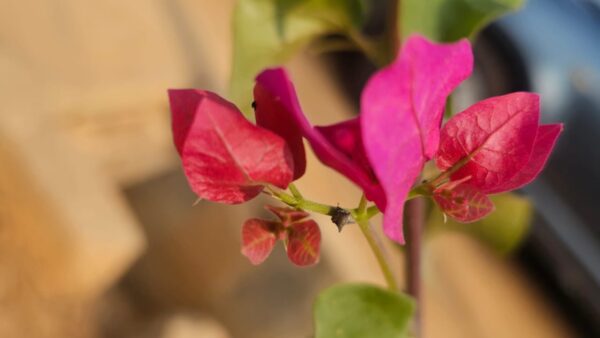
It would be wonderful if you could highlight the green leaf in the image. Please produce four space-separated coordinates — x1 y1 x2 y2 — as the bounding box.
230 0 366 115
401 0 524 42
314 283 415 338
428 193 533 254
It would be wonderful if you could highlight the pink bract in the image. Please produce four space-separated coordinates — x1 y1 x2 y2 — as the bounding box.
361 35 473 243
168 89 294 204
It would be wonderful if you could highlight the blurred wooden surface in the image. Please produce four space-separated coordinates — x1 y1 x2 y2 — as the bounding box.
0 0 576 337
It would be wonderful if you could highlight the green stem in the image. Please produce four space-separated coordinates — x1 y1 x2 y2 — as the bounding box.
270 188 336 216
272 189 398 291
357 194 368 213
365 206 380 219
296 199 333 216
356 215 398 291
289 183 303 199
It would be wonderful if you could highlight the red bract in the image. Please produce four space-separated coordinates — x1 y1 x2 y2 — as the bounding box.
433 179 494 222
361 35 473 243
240 206 321 267
254 70 307 179
168 89 294 204
254 68 385 207
435 92 563 194
433 93 562 222
286 219 321 266
487 123 563 193
241 219 280 265
436 92 540 192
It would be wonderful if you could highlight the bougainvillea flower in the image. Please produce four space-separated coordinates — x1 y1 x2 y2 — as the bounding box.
435 92 563 194
168 89 294 203
254 68 385 207
361 35 473 243
241 206 321 266
170 36 561 249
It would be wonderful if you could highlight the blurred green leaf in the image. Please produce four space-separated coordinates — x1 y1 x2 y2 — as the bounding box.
314 283 414 338
230 0 366 115
428 193 533 254
401 0 524 42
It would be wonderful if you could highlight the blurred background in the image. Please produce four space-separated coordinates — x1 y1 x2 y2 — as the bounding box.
0 0 598 337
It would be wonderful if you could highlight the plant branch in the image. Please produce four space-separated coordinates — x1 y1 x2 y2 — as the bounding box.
347 29 389 68
387 0 401 59
268 187 336 216
356 214 398 291
289 183 303 199
405 197 425 337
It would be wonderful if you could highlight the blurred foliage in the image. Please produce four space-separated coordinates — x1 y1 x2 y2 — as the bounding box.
231 0 526 116
401 0 524 42
314 283 414 338
230 0 367 115
428 192 534 255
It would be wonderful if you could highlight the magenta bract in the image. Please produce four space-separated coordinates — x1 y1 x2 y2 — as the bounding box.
168 89 294 204
361 35 473 243
255 70 307 180
315 118 378 188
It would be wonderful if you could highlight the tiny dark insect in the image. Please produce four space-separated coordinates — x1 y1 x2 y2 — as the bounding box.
251 101 257 110
330 207 353 232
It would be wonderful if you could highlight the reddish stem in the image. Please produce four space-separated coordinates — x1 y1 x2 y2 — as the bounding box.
405 197 425 337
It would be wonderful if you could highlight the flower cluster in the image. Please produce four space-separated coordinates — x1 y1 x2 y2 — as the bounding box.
168 35 562 265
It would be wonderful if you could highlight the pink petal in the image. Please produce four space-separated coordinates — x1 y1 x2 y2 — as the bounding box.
436 92 540 193
241 218 280 265
361 35 473 243
433 181 495 222
487 124 563 193
286 220 321 267
255 68 385 207
168 89 294 204
255 72 307 179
